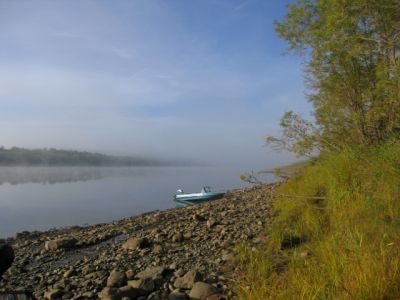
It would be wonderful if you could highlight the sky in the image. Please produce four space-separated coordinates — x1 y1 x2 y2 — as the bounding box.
0 0 311 169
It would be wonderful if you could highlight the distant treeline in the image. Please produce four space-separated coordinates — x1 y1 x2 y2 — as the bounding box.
0 147 167 166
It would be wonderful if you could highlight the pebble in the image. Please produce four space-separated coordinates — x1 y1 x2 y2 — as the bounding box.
0 183 279 299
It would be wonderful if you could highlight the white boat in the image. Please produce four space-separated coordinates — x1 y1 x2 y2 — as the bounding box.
174 186 224 206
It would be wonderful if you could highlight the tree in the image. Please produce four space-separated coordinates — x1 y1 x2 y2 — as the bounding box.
269 0 400 156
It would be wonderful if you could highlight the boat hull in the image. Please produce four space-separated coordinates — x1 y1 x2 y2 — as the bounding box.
174 192 224 206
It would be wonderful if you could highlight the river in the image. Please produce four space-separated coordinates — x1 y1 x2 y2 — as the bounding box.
0 166 275 238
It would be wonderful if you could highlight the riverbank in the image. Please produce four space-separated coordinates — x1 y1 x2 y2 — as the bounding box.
236 144 400 299
0 182 279 299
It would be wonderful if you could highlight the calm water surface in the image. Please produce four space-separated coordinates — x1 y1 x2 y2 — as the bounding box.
0 166 274 238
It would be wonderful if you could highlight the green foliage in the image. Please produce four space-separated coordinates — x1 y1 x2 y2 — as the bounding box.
269 0 400 155
236 143 400 299
251 3 400 297
0 147 162 166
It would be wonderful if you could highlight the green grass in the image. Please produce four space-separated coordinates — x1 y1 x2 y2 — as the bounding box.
236 142 400 299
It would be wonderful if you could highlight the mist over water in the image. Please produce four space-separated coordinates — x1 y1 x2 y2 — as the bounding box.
0 1 303 239
0 166 275 238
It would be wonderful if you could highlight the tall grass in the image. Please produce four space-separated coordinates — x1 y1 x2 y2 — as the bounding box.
236 143 400 299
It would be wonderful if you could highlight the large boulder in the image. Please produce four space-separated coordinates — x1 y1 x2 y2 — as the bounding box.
44 238 77 251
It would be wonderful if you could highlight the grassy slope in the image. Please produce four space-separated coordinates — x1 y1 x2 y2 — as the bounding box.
236 143 400 299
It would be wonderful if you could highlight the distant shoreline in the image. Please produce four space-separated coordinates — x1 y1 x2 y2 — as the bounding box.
0 147 189 167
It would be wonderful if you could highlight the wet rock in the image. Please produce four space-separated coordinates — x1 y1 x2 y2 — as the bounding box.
44 238 77 251
189 282 220 300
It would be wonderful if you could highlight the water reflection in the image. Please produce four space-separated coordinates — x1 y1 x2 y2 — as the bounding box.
0 166 267 237
0 167 148 185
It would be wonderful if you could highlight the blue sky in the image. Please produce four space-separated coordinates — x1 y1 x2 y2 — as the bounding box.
0 0 311 168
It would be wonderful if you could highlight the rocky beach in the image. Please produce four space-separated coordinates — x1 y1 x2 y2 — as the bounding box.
0 183 278 300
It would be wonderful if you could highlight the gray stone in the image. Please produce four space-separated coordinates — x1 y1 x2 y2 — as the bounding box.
188 282 220 300
147 292 162 300
172 232 184 243
128 277 155 293
44 288 63 299
122 237 151 250
193 214 206 222
153 244 163 254
99 286 141 300
118 285 141 299
206 218 218 228
44 238 77 251
168 291 189 300
126 269 135 280
136 266 166 280
183 232 192 239
174 270 203 289
107 270 127 287
98 287 119 300
221 251 235 262
81 291 96 298
63 266 76 278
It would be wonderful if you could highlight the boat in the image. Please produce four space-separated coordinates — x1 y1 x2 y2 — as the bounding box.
174 186 225 206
